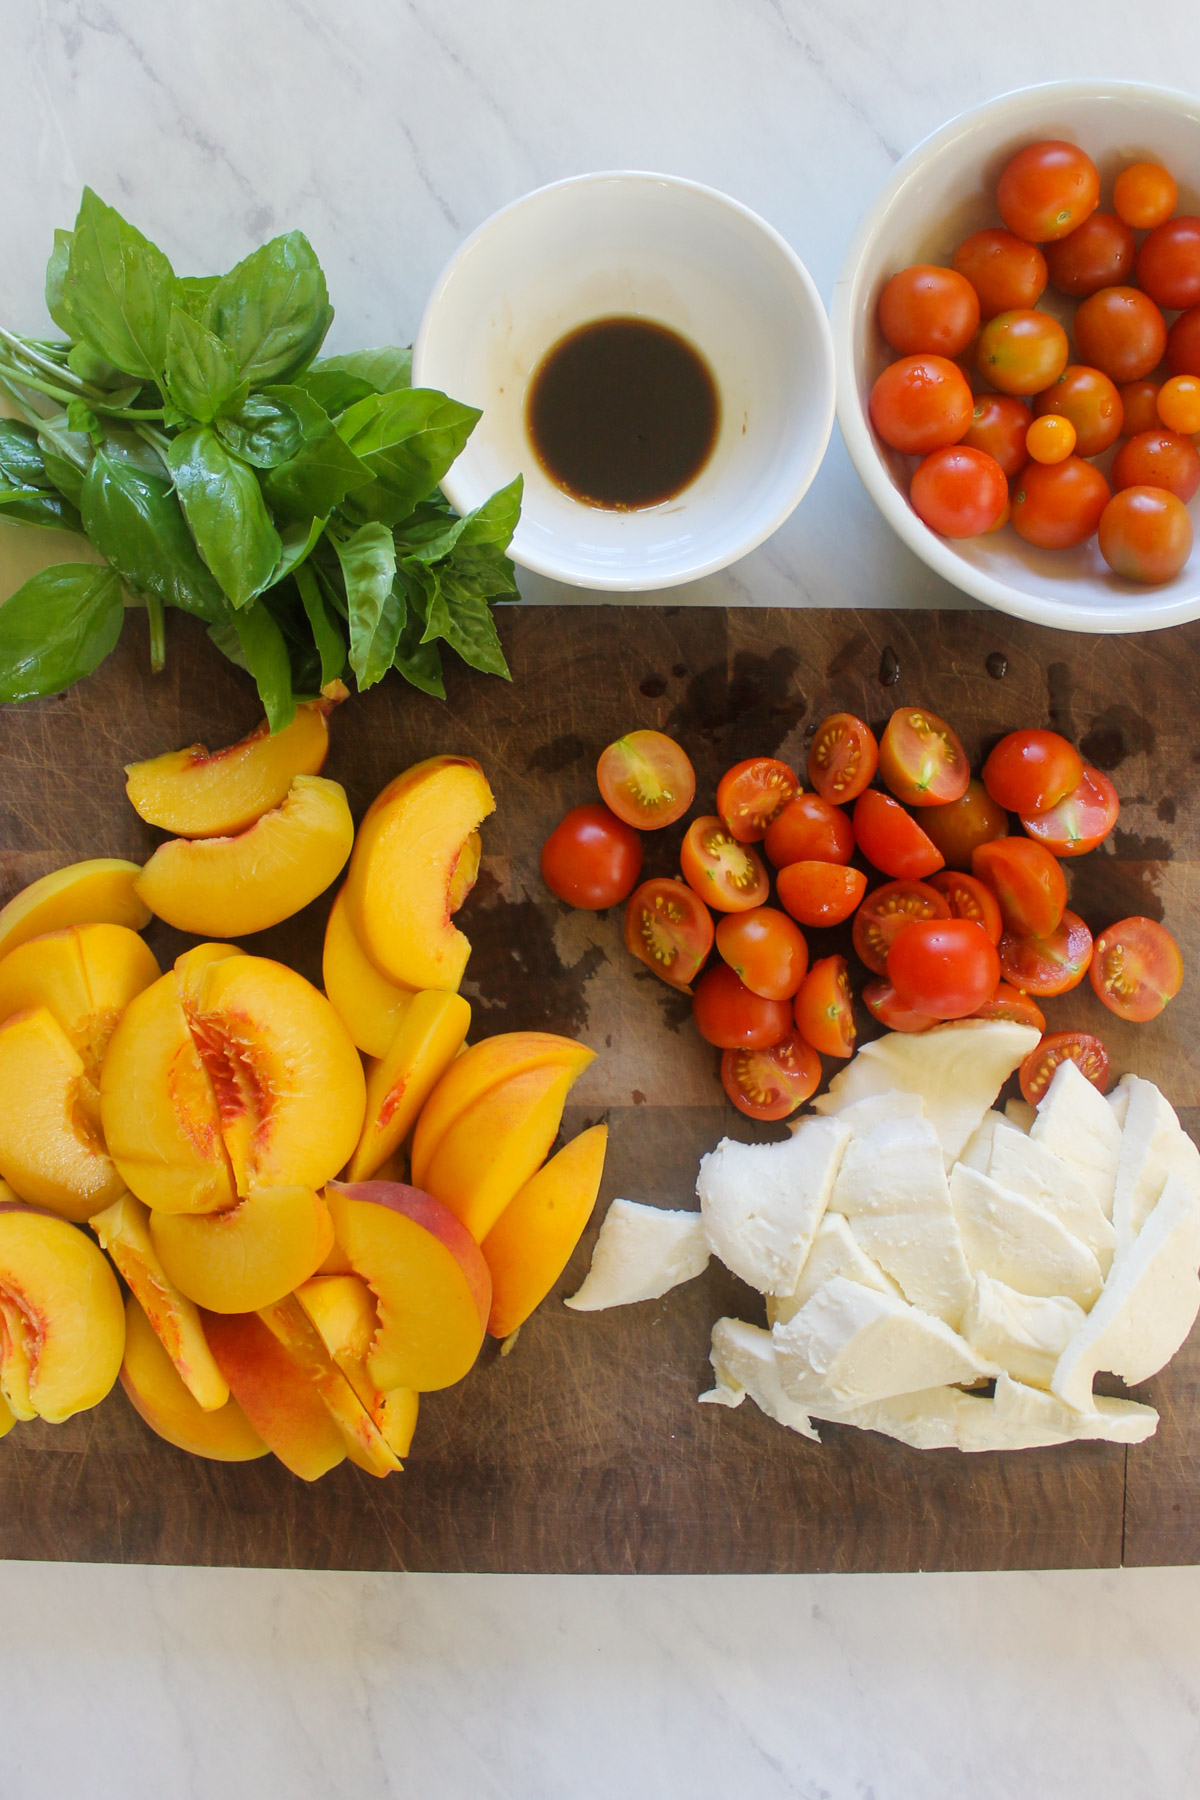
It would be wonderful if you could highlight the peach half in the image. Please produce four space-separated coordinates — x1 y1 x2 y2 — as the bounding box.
120 1297 267 1461
125 700 333 837
0 923 160 1079
256 1295 400 1477
0 1008 124 1220
347 989 471 1183
202 1309 347 1480
295 1273 419 1459
134 774 354 937
150 1185 334 1314
0 1201 125 1422
0 859 150 963
482 1123 609 1338
344 755 494 991
322 885 415 1059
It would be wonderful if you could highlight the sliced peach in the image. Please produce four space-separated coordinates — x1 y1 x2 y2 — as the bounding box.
410 1032 592 1179
322 885 416 1058
90 1193 228 1409
0 1389 13 1438
120 1297 267 1461
0 1201 125 1421
150 1185 334 1313
347 990 472 1183
0 859 150 963
482 1123 609 1338
295 1273 419 1459
0 1008 124 1220
0 1288 37 1419
0 924 160 1078
125 701 334 837
344 756 495 990
256 1295 400 1477
178 954 365 1194
134 774 354 937
201 1308 346 1480
325 1181 490 1391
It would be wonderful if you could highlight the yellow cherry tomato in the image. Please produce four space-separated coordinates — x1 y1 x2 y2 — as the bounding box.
1157 375 1200 436
1026 414 1077 464
1113 162 1178 231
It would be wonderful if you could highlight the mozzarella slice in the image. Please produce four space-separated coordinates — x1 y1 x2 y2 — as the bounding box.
955 1374 1158 1450
1109 1082 1132 1129
1053 1174 1200 1411
564 1199 709 1310
1004 1097 1036 1133
1111 1074 1200 1252
959 1110 1008 1173
766 1213 901 1328
985 1125 1116 1274
1030 1058 1122 1218
699 1317 820 1439
816 1385 965 1450
950 1162 1103 1309
960 1273 1085 1389
823 1089 925 1135
772 1276 998 1407
697 1114 849 1296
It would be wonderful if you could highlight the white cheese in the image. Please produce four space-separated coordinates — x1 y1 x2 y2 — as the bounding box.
1004 1097 1036 1133
699 1317 820 1439
958 1110 1008 1173
766 1213 901 1328
949 1162 1103 1309
816 1385 964 1450
1053 1174 1200 1411
564 1199 709 1310
1111 1074 1200 1252
772 1276 998 1407
1030 1057 1123 1218
696 1114 849 1297
960 1273 1085 1389
822 1089 925 1135
1108 1081 1132 1129
956 1374 1158 1450
985 1125 1116 1274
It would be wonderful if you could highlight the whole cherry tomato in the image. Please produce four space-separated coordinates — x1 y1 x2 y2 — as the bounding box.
1032 364 1123 458
997 140 1100 243
879 706 970 807
972 837 1066 938
910 446 1008 537
1166 307 1200 379
1045 212 1135 297
952 228 1048 318
715 906 809 1001
887 917 1000 1019
808 713 878 804
540 803 643 909
852 878 950 976
721 1033 821 1121
792 954 856 1058
693 964 792 1050
982 729 1083 815
868 354 974 455
862 977 938 1033
1099 487 1194 585
920 778 1009 871
998 909 1093 997
1113 162 1178 231
878 264 980 357
1020 766 1119 858
763 792 855 868
961 394 1032 476
681 817 770 913
1157 375 1200 436
1026 416 1076 464
927 870 1003 944
1111 430 1200 505
971 981 1046 1032
1011 457 1110 550
976 309 1069 395
625 877 715 992
1136 216 1200 311
1118 380 1163 437
1073 287 1168 384
776 860 867 928
1019 1031 1110 1106
854 790 944 880
1089 916 1184 1022
597 730 695 829
715 757 799 843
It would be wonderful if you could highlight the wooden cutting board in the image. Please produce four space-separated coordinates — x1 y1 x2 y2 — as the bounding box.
1 602 1198 1572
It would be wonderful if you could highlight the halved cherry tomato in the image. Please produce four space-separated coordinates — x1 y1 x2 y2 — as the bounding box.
953 228 1048 318
808 713 879 804
976 309 1070 395
854 789 944 880
793 954 856 1058
763 792 855 868
998 909 1093 996
1011 456 1110 549
920 778 1009 870
961 394 1033 477
1044 213 1135 297
1113 162 1178 232
886 918 1000 1020
776 860 867 928
972 837 1067 938
1112 430 1200 506
625 877 715 992
997 140 1100 244
597 730 695 829
877 264 980 358
681 817 770 913
852 879 950 976
868 354 974 454
715 757 798 843
715 906 808 1001
721 1032 822 1121
1073 287 1167 385
693 963 792 1049
1089 917 1184 1022
1020 766 1119 857
1019 1031 1110 1107
862 978 938 1033
927 870 1003 944
879 707 970 807
971 981 1046 1032
1136 216 1200 312
1099 487 1194 585
1032 364 1124 458
982 729 1083 816
540 803 643 910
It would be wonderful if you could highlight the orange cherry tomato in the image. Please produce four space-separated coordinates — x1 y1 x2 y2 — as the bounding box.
1089 916 1183 1022
1025 415 1075 464
998 909 1092 997
721 1032 822 1121
1073 287 1168 385
693 963 792 1050
1012 456 1110 550
680 816 770 913
972 837 1066 938
808 713 878 804
540 803 643 910
1112 431 1200 505
961 394 1032 476
776 860 867 929
982 729 1083 816
927 870 1003 944
715 757 798 843
878 707 970 808
868 354 974 455
1136 216 1200 312
976 309 1069 396
997 140 1100 243
792 954 856 1058
910 446 1008 537
920 778 1009 871
597 729 695 829
1020 766 1118 858
1045 212 1135 297
1019 1031 1110 1107
878 264 980 357
1166 308 1200 379
952 228 1047 319
853 789 944 880
1033 365 1123 458
887 917 1001 1020
715 906 808 1001
971 981 1046 1032
852 879 950 976
763 792 854 868
1113 162 1178 231
624 877 715 992
1099 487 1194 585
1118 379 1163 437
1157 375 1200 436
862 977 938 1033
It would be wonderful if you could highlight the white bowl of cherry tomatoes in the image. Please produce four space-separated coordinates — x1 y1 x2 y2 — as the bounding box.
833 79 1200 632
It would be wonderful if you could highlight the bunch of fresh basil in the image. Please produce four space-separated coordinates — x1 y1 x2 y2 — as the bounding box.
0 188 521 728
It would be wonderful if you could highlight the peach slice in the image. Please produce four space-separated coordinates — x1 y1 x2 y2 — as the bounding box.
0 1200 125 1421
295 1273 419 1459
0 924 160 1078
134 774 354 937
90 1193 228 1410
177 954 365 1195
256 1295 400 1477
0 859 150 963
201 1308 346 1480
0 1008 125 1220
120 1297 267 1461
482 1123 609 1338
150 1185 334 1314
410 1032 592 1178
344 755 494 990
0 1390 13 1439
125 700 333 837
322 886 415 1058
324 1181 490 1391
347 990 472 1183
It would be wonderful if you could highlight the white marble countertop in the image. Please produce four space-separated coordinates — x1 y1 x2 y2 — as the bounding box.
4 1 1200 1794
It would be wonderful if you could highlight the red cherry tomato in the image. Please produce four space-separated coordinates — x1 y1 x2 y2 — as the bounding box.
878 707 970 808
763 792 854 868
910 446 1008 538
1020 766 1119 857
971 981 1046 1032
680 817 770 913
1032 365 1124 458
808 713 878 804
540 803 643 910
1118 379 1164 437
1073 287 1168 385
1136 216 1200 312
920 778 1009 871
972 837 1066 938
597 730 695 829
792 954 856 1058
976 309 1070 396
998 909 1093 997
982 729 1083 816
624 877 715 992
997 140 1100 243
862 978 939 1033
1099 487 1194 585
1044 212 1135 297
1111 430 1200 505
961 394 1032 477
1019 1031 1110 1107
877 264 980 357
1113 162 1178 231
1089 917 1184 1022
1011 456 1110 550
887 917 1001 1020
693 963 792 1050
926 870 1003 944
776 860 867 929
952 228 1048 319
721 1032 822 1121
854 789 944 880
715 757 799 843
868 354 974 454
1166 307 1200 379
715 906 809 1001
852 879 951 976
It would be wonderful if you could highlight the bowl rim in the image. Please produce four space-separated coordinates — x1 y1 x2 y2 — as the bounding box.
413 169 837 591
832 78 1200 634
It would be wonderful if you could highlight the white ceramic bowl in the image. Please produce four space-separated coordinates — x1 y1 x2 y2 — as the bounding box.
413 172 835 591
833 80 1200 633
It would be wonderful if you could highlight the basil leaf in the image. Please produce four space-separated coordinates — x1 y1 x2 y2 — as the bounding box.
458 473 523 551
167 427 282 609
176 274 219 321
312 346 412 394
337 388 479 526
296 369 376 416
214 391 302 468
40 451 87 511
221 599 296 732
0 564 123 701
66 400 103 444
295 564 347 687
0 421 56 491
67 341 129 390
270 514 328 589
45 229 74 335
204 231 334 386
260 387 372 520
80 447 227 622
164 307 242 422
421 576 510 679
0 488 83 532
392 568 445 698
333 521 400 691
60 188 175 380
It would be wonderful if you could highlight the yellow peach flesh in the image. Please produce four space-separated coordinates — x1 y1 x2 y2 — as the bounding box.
0 1203 125 1422
347 989 471 1182
482 1123 609 1338
0 859 150 963
125 700 332 837
322 885 415 1059
0 1389 13 1438
201 1308 347 1480
256 1295 400 1477
0 1008 125 1220
0 924 160 1078
410 1032 592 1184
150 1185 334 1314
119 1297 267 1461
295 1273 419 1459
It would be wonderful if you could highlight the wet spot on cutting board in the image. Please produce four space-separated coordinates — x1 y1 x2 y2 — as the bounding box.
1080 707 1156 772
986 651 1008 680
1111 827 1173 862
1158 796 1177 823
1047 663 1076 740
462 868 605 1036
527 732 588 774
631 1090 647 1105
825 632 869 682
630 964 695 1034
667 647 806 760
878 645 900 687
639 675 668 699
1066 849 1165 926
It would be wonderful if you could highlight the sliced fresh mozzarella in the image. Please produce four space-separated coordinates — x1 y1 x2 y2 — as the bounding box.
699 1317 820 1438
1030 1058 1122 1218
956 1374 1158 1450
766 1213 901 1328
1111 1074 1200 1252
949 1163 1103 1309
1004 1097 1036 1133
564 1199 709 1310
823 1090 925 1135
772 1276 998 1407
1109 1082 1132 1129
815 1385 965 1450
697 1114 849 1296
960 1273 1085 1389
959 1110 1009 1173
986 1125 1116 1273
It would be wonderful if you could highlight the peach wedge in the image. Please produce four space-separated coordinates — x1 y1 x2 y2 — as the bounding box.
150 1185 334 1314
125 700 334 837
295 1273 418 1459
347 989 472 1183
0 1201 125 1422
202 1308 346 1481
322 885 415 1059
482 1123 609 1338
256 1295 400 1477
0 923 160 1078
120 1297 267 1461
0 859 150 963
134 773 353 937
0 1007 125 1220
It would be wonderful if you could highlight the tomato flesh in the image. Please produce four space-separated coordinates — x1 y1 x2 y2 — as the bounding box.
852 879 950 976
808 713 878 804
998 909 1092 997
927 870 1003 944
1020 1031 1110 1107
624 877 715 992
1020 766 1118 857
715 757 798 843
721 1032 822 1121
854 789 944 880
540 803 643 910
763 792 854 868
681 816 770 913
1089 916 1183 1022
776 860 867 928
971 981 1046 1032
997 140 1100 243
879 707 970 806
693 963 792 1050
862 978 938 1033
597 729 695 829
792 955 856 1058
715 906 808 1002
886 918 1000 1020
920 778 1009 870
972 837 1067 938
982 729 1083 816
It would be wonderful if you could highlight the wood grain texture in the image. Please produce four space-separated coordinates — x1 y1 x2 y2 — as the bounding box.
0 603 1196 1571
